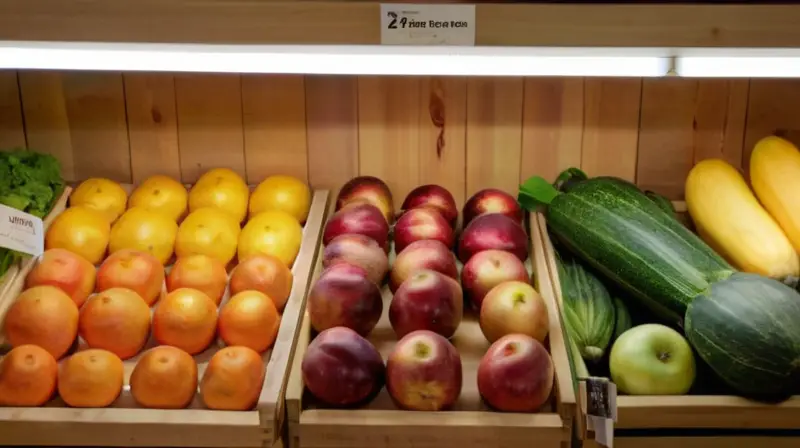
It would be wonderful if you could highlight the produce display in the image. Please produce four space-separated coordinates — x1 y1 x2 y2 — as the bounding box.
519 135 800 400
301 177 557 414
0 150 65 278
0 170 313 410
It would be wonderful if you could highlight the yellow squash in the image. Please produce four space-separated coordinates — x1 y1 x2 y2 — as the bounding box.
685 158 799 279
750 135 800 254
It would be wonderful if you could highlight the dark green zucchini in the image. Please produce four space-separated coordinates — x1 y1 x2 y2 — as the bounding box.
645 190 677 218
612 297 632 342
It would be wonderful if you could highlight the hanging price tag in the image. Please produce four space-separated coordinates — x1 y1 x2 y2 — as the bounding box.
581 377 618 448
380 4 476 46
0 204 44 257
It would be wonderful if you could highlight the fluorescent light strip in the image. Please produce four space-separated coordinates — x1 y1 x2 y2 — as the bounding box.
0 42 671 77
677 57 800 78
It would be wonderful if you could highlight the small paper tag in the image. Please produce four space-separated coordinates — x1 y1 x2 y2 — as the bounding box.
0 204 45 256
380 3 476 46
581 377 617 448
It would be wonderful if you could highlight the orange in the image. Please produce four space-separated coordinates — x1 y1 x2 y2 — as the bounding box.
219 291 280 353
0 345 58 406
79 288 151 360
166 254 229 306
70 178 128 224
200 346 265 411
188 168 249 223
153 288 218 355
58 349 124 408
130 346 198 409
109 207 179 265
45 206 110 265
3 285 79 359
175 207 240 266
25 248 96 307
129 175 189 222
238 210 302 267
96 249 165 307
249 175 311 224
229 254 293 311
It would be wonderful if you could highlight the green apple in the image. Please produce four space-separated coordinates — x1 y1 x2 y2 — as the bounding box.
609 324 696 395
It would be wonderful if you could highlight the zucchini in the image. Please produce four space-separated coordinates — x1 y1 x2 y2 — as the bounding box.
685 272 800 398
645 190 677 217
519 171 734 324
612 297 632 342
686 159 799 281
556 249 615 363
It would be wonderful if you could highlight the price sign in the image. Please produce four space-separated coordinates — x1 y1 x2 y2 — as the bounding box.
0 204 44 257
380 4 476 46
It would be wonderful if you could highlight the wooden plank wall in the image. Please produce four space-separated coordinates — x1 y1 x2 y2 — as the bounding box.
1 70 798 204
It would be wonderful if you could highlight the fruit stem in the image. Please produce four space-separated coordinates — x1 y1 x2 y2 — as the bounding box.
582 346 605 362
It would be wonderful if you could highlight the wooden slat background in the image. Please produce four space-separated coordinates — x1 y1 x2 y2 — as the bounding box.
1 70 797 204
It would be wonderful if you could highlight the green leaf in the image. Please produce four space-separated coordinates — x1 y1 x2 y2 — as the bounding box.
517 176 560 211
553 167 589 192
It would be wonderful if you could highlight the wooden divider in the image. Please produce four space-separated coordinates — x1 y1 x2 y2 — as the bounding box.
1 71 799 200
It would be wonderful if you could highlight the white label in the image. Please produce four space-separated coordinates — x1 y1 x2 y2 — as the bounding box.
380 4 476 46
0 204 44 256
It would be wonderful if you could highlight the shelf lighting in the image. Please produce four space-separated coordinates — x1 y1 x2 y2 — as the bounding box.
677 57 800 78
0 41 672 77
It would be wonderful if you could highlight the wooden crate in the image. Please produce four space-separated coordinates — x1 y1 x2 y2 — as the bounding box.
283 210 576 448
533 205 800 448
0 184 330 447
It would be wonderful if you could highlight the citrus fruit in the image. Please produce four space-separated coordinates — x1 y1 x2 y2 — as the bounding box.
96 249 165 306
189 168 249 223
130 346 198 409
3 285 79 359
175 207 240 266
70 178 128 223
153 288 218 355
219 290 280 353
109 207 178 265
249 175 311 224
25 248 96 307
166 254 228 305
238 210 302 267
45 206 110 265
79 288 152 360
129 175 188 222
200 346 265 411
230 254 293 312
0 345 58 406
58 349 124 408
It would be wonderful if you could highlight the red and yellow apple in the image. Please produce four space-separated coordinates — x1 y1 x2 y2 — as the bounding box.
462 188 523 228
302 326 385 406
480 281 549 343
389 239 458 293
322 234 389 286
389 270 463 339
386 330 462 411
477 334 554 412
461 249 530 310
25 248 96 307
336 176 394 224
307 262 383 336
400 184 458 228
96 249 165 306
323 203 390 252
458 213 529 263
393 207 454 253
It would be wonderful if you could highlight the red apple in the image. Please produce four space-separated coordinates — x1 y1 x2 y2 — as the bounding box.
477 334 554 412
401 185 458 228
390 270 463 339
389 239 458 293
323 234 389 286
307 263 383 336
302 327 385 407
386 330 462 411
458 213 528 263
462 188 523 228
323 203 390 251
480 281 549 344
461 250 530 310
393 208 454 254
336 176 394 224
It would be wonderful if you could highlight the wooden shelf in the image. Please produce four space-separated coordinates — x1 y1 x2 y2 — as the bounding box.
3 1 800 48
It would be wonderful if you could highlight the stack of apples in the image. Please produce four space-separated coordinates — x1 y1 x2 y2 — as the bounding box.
301 176 556 414
0 170 311 411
